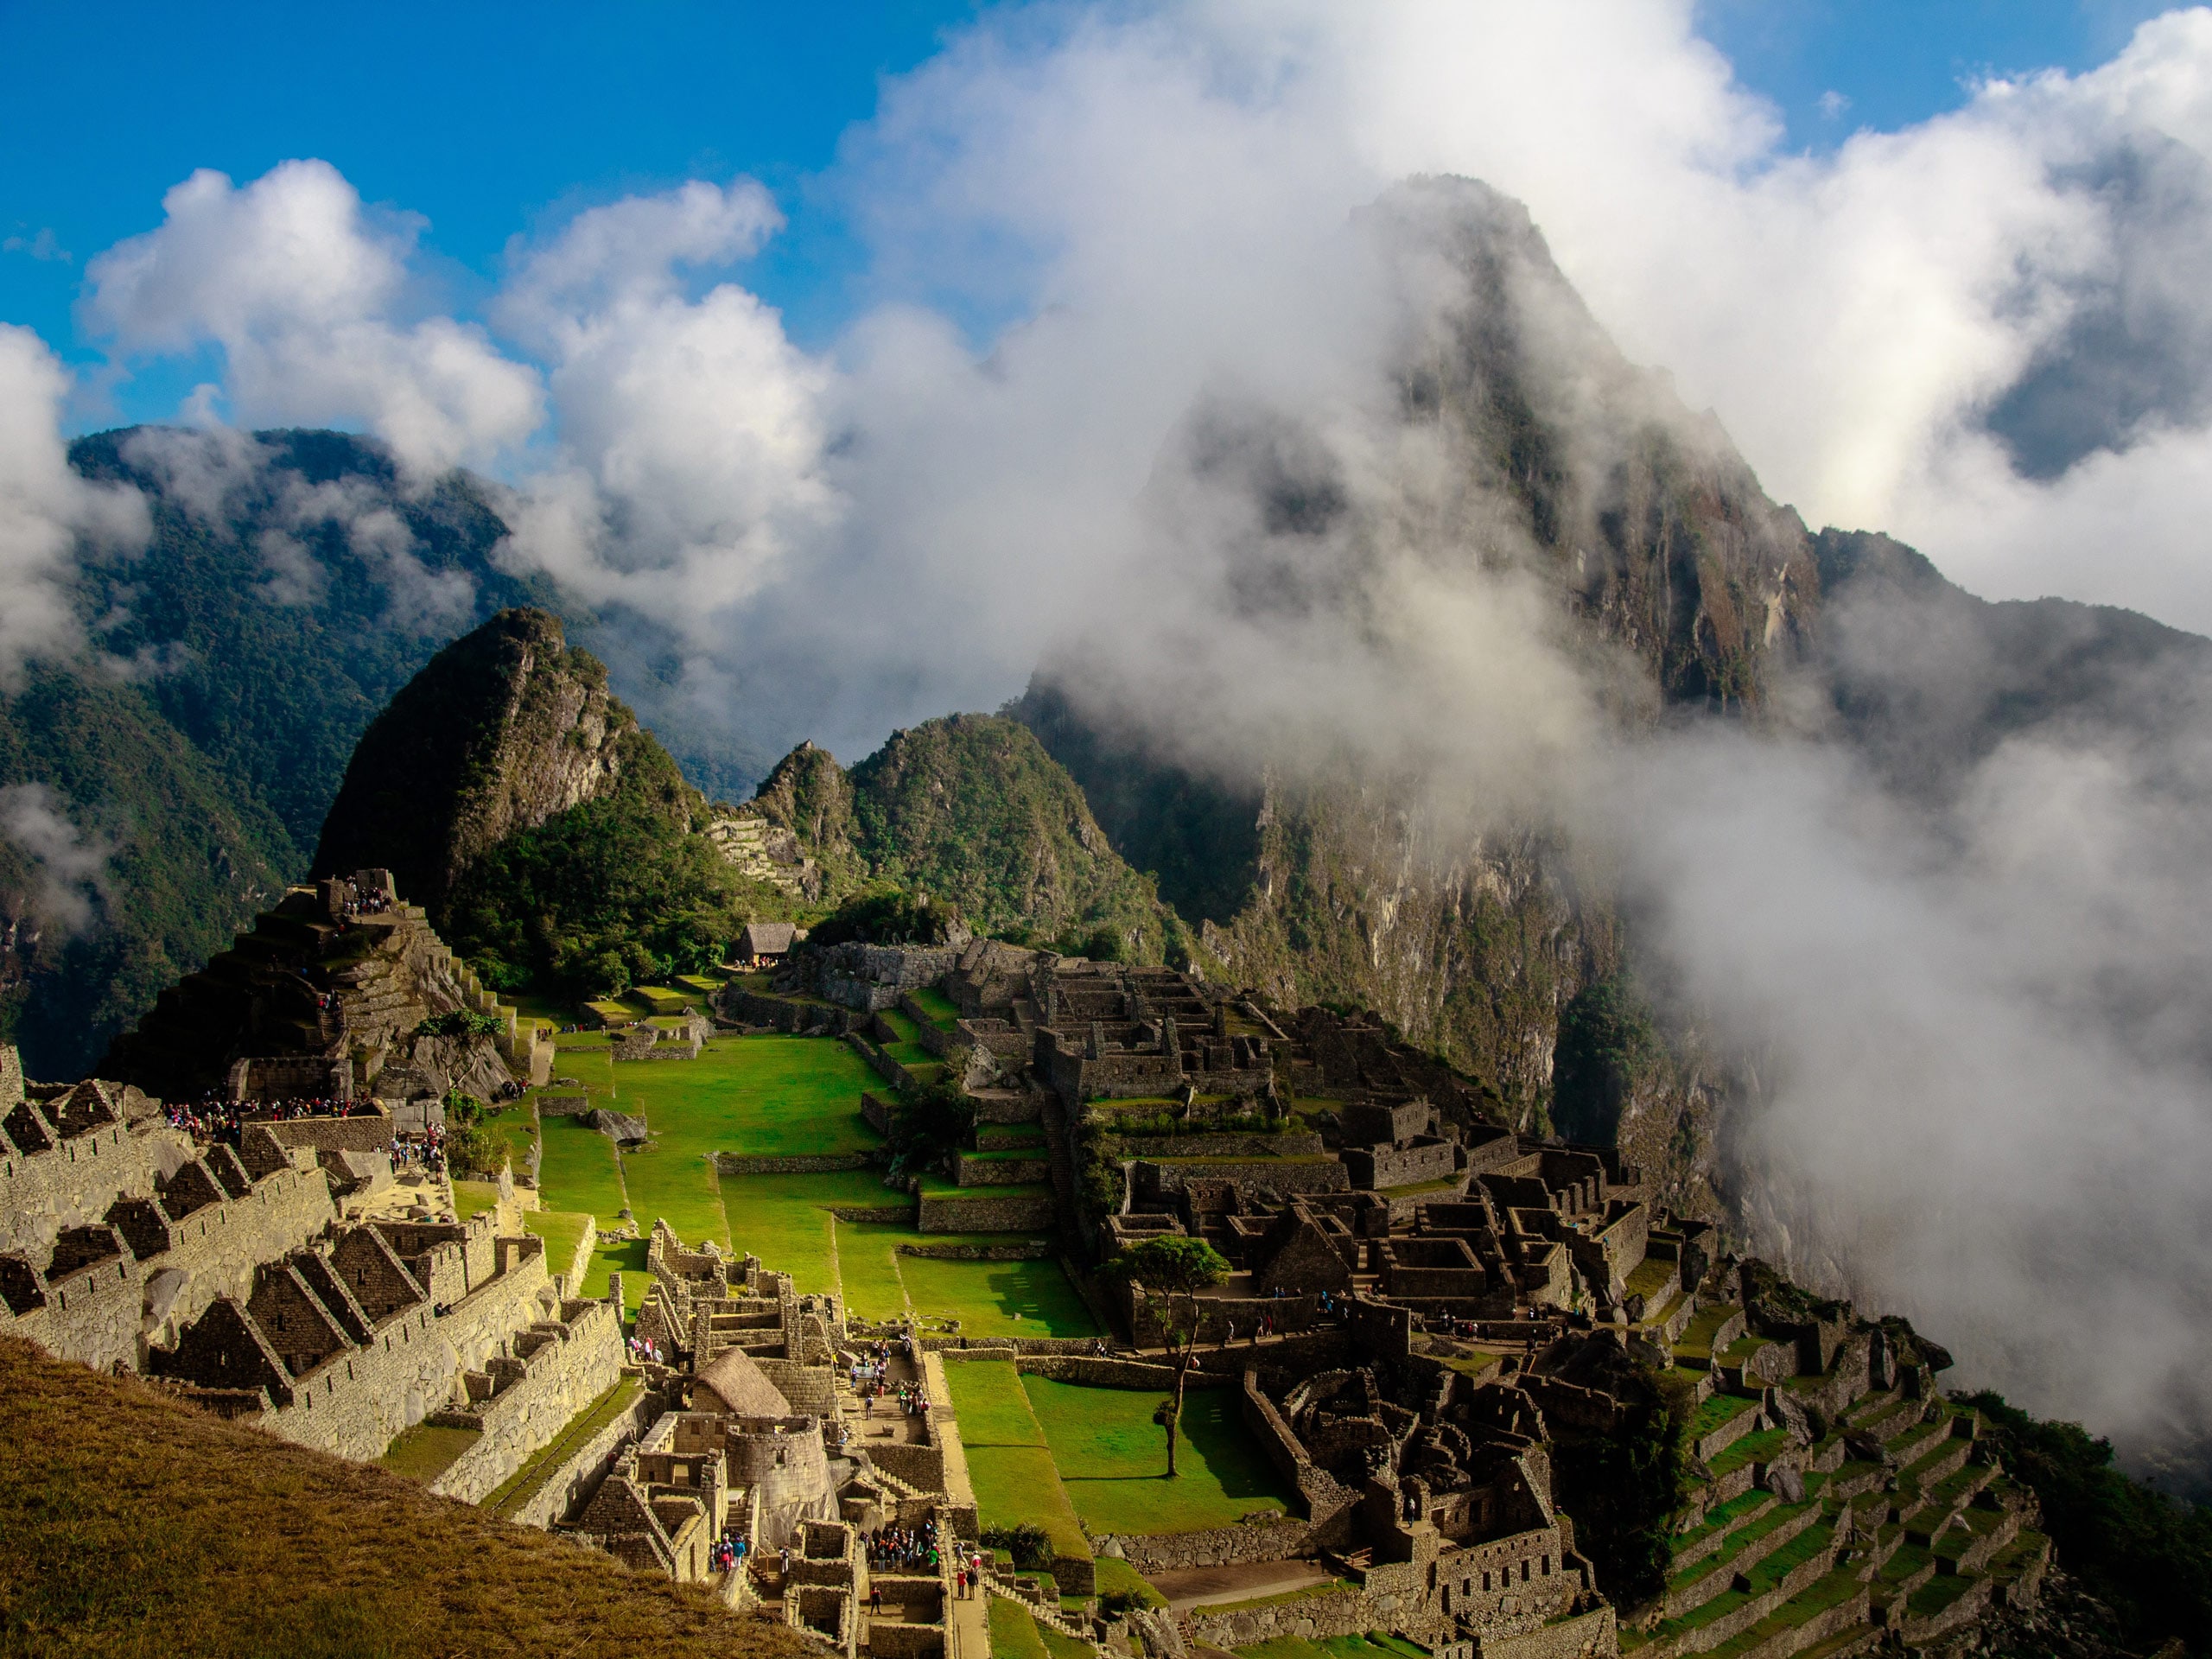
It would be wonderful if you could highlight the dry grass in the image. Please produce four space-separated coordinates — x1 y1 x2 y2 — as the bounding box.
0 1337 804 1659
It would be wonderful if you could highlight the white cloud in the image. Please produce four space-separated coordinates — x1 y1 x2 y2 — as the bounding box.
0 783 111 936
0 327 148 688
84 160 542 476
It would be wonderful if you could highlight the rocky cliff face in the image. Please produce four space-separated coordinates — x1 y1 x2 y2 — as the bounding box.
1014 179 1826 1218
740 715 1179 957
311 608 666 919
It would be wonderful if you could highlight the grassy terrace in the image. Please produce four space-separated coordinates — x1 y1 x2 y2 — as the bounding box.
1703 1567 1861 1659
907 986 961 1028
1708 1428 1790 1480
1624 1255 1676 1301
1668 1502 1815 1595
1675 1302 1740 1361
901 1255 1097 1337
379 1422 480 1484
1026 1375 1294 1535
1689 1392 1758 1443
944 1362 1091 1560
880 1008 925 1044
1236 1637 1421 1659
524 1210 592 1287
483 1377 645 1518
1672 1491 1774 1557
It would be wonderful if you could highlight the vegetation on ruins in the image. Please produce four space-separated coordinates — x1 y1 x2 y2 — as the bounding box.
441 791 752 995
1962 1389 2212 1654
1113 1234 1231 1478
1548 971 1661 1146
980 1521 1054 1569
883 1059 977 1178
1545 1360 1695 1609
415 1009 505 1040
809 888 963 948
845 714 1181 960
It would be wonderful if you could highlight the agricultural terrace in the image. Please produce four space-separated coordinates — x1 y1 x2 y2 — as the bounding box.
942 1361 1090 1562
507 1028 1094 1334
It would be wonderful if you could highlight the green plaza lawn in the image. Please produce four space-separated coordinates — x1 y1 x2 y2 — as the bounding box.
526 1027 1090 1339
898 1254 1097 1338
943 1361 1090 1561
615 1036 881 1159
1023 1376 1295 1535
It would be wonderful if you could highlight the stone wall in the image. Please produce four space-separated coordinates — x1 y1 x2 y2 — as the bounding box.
901 1241 1053 1262
264 1111 393 1154
1133 1160 1351 1202
849 1033 911 1091
1128 1288 1321 1347
951 1151 1052 1187
0 1109 191 1259
1097 1515 1313 1573
509 1379 665 1529
1016 1354 1236 1389
1189 1583 1374 1649
1477 1606 1619 1659
868 1438 946 1492
1243 1370 1357 1529
916 1191 1054 1233
723 990 849 1034
429 1298 626 1503
715 1153 876 1175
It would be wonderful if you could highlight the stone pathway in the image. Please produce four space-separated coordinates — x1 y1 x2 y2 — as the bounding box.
1146 1557 1335 1612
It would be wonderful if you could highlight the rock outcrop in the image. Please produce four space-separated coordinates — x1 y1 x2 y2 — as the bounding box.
311 608 670 918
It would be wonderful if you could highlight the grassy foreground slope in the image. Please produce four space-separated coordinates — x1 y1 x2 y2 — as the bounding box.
0 1337 801 1659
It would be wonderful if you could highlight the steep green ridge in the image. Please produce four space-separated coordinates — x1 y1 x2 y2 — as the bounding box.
849 714 1178 958
0 430 541 1074
315 608 786 996
0 670 290 1078
312 607 678 913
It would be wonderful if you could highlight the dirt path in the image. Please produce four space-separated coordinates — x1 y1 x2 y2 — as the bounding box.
1146 1557 1336 1611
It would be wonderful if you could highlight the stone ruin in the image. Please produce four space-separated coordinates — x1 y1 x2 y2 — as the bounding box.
101 868 550 1106
0 1039 620 1506
715 942 2054 1659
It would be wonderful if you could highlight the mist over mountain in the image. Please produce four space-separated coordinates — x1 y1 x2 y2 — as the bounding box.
8 165 2212 1501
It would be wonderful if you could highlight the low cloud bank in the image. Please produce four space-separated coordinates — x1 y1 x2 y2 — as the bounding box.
9 1 2212 1477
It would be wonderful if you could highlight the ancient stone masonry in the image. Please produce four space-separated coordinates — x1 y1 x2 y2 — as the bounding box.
554 1221 969 1659
100 870 550 1105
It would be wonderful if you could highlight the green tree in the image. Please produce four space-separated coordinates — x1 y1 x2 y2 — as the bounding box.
1115 1236 1230 1478
1550 972 1659 1144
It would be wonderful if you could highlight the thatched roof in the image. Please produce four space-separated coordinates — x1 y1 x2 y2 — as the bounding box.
693 1346 791 1417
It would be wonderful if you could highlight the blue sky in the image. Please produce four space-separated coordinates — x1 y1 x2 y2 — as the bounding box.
0 1 2176 430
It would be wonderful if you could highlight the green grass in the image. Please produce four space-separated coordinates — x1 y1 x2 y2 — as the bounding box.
1689 1392 1758 1441
1025 1376 1295 1535
587 1236 649 1316
1236 1637 1417 1659
988 1596 1052 1659
880 1009 923 1044
944 1362 1090 1560
536 1115 630 1224
835 1220 913 1322
614 1035 881 1158
482 1377 644 1518
966 1445 1090 1559
613 1143 729 1249
908 986 961 1028
631 986 692 1015
524 1211 592 1287
453 1180 502 1221
1091 1555 1166 1610
378 1423 480 1483
719 1169 909 1296
883 1040 935 1066
1708 1428 1790 1480
899 1255 1098 1338
944 1359 1050 1448
1905 1573 1974 1620
1039 1621 1091 1659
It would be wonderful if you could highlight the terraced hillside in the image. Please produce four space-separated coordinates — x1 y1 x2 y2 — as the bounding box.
1624 1308 2050 1656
